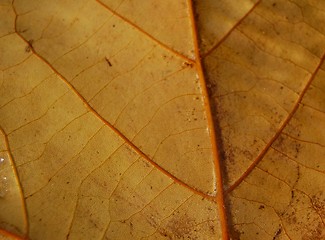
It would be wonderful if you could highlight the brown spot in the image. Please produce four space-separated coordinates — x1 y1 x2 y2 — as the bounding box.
302 222 324 240
157 214 196 239
182 61 193 68
209 224 215 234
311 193 325 217
25 39 34 52
230 227 242 240
25 45 31 52
105 57 112 66
272 227 282 240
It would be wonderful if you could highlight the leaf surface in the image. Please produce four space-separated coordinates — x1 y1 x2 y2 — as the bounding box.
200 0 325 239
0 0 324 239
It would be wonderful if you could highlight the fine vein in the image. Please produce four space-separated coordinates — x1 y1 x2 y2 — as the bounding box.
96 0 195 64
0 127 29 238
227 51 325 193
202 0 261 59
11 9 214 203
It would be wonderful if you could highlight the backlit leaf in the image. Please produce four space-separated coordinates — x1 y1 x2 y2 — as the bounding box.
0 0 324 239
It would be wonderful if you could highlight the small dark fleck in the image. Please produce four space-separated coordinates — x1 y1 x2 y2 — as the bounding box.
182 61 193 68
272 227 282 240
25 39 34 52
105 57 112 66
25 45 31 52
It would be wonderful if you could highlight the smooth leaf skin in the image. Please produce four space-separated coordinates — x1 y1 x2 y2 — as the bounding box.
0 1 324 240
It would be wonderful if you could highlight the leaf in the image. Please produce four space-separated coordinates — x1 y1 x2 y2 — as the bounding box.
199 1 325 239
0 0 324 240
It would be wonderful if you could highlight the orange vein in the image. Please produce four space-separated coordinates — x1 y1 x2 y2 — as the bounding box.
227 51 325 193
202 0 261 59
15 38 214 202
11 7 214 203
187 1 229 239
0 127 29 239
95 0 195 64
0 229 27 240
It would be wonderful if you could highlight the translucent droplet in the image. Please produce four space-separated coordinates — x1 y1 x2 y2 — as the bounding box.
188 50 195 60
0 176 9 198
0 157 4 164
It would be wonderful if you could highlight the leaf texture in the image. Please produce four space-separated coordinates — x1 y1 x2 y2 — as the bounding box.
199 0 325 239
0 0 324 239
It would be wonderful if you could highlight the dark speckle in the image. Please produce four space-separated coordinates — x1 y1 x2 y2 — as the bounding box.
25 39 34 53
272 227 282 240
105 57 112 66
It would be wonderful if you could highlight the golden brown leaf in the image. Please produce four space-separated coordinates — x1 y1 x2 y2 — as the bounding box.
0 0 324 239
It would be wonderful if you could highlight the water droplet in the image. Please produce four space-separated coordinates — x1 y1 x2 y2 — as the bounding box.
0 176 9 198
0 157 5 164
188 50 195 60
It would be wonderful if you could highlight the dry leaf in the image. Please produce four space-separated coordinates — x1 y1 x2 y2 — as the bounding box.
0 0 324 239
